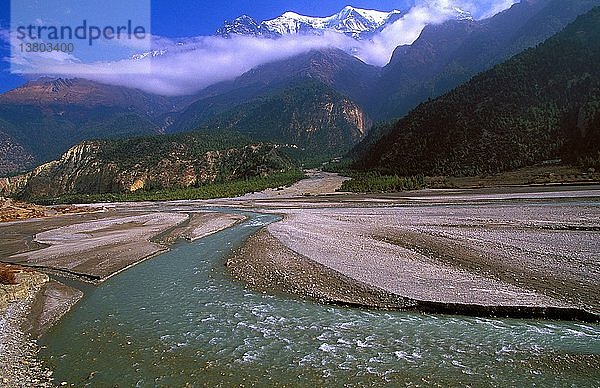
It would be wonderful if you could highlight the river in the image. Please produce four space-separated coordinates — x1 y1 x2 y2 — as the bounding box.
39 211 600 386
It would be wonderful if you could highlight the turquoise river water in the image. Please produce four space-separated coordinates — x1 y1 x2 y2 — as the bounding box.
40 211 600 386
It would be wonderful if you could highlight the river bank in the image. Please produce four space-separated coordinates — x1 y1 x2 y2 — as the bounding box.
1 209 245 282
229 204 599 321
226 180 600 321
0 209 245 386
0 267 59 387
1 173 599 385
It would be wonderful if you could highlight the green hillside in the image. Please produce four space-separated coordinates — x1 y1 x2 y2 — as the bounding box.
198 79 372 159
7 131 299 200
355 7 600 176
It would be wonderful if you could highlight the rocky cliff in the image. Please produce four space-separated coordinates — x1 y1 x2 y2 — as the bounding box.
0 133 292 198
4 132 294 199
199 79 372 158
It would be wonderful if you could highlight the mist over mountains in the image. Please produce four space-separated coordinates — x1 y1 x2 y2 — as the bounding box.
355 6 600 176
5 2 515 95
1 0 599 189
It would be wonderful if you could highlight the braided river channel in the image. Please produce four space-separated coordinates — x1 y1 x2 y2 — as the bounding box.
39 211 600 386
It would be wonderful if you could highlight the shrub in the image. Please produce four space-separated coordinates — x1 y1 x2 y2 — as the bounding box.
340 173 425 193
0 265 18 285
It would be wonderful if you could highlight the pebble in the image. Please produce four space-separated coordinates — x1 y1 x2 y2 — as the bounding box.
0 287 56 387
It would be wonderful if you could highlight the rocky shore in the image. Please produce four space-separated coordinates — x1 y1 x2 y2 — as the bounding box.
0 268 57 387
0 209 245 386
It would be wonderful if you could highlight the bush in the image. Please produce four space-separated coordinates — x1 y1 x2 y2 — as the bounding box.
340 173 425 193
33 169 306 205
0 265 18 285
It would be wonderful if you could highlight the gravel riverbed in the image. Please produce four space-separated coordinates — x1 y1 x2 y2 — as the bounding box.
0 287 54 387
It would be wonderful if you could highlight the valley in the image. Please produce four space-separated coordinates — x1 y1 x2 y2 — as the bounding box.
1 1 599 386
1 172 599 385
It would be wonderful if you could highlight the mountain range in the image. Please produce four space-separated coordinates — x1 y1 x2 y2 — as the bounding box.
215 6 413 39
1 1 599 194
354 6 600 176
370 0 600 119
0 78 183 175
135 6 472 64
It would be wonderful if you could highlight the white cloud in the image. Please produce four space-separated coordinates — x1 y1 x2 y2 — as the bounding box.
7 0 518 95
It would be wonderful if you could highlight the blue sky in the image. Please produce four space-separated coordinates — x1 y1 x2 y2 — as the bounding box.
0 1 515 94
1 1 415 41
151 1 415 37
0 0 414 92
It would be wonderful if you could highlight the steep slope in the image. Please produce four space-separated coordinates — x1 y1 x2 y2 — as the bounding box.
172 48 379 129
197 80 372 158
0 124 35 175
169 51 376 158
0 78 180 174
355 7 600 176
6 132 293 199
373 0 600 120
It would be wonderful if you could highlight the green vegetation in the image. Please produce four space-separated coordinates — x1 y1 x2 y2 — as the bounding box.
14 129 299 199
340 172 425 193
198 79 367 159
322 158 426 194
95 130 255 166
355 7 600 177
321 158 354 173
32 169 305 205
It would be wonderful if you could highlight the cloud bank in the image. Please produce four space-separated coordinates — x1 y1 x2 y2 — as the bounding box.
7 0 518 96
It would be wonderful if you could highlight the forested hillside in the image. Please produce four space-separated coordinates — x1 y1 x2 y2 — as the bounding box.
371 0 600 120
355 7 600 176
2 131 297 200
197 80 372 158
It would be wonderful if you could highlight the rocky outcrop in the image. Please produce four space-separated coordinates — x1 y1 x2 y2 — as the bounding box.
0 130 35 175
7 133 293 199
0 174 31 197
341 100 371 136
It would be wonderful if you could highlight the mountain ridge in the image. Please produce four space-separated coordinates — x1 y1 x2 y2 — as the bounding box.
370 0 600 119
215 6 414 39
195 79 372 158
3 1 599 176
1 132 295 199
354 6 600 176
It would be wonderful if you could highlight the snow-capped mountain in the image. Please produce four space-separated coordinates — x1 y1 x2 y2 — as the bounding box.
216 6 409 39
215 15 279 39
134 6 474 62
